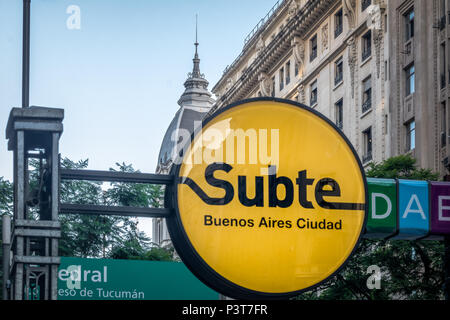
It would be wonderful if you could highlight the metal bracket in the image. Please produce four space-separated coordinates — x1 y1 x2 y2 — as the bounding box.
59 169 174 218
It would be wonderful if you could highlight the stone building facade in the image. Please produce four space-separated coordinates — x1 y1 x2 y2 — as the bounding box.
388 0 450 177
212 0 390 168
212 0 450 178
153 0 450 247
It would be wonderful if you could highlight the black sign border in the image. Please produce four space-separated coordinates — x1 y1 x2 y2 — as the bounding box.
165 97 368 300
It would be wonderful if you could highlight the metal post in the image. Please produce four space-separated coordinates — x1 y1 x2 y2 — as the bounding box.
444 174 450 300
444 236 450 300
22 0 31 108
14 130 25 300
2 215 11 300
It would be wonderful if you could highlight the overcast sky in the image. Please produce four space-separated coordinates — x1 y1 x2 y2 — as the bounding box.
0 0 278 237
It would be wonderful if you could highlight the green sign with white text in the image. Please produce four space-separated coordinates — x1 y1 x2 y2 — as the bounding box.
365 178 397 238
57 257 219 300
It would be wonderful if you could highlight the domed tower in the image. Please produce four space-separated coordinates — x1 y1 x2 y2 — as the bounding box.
154 26 215 247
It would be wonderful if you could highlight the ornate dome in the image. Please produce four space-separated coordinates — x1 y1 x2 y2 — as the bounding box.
156 38 215 174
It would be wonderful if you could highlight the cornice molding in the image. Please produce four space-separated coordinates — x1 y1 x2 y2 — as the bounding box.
215 0 336 107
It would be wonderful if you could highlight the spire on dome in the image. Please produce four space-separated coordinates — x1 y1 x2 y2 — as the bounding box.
191 14 202 79
177 15 215 108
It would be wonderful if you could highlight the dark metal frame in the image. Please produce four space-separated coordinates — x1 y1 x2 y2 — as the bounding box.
59 169 174 218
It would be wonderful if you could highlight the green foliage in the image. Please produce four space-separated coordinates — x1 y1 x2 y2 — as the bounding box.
109 242 175 262
296 154 445 300
0 177 13 216
0 177 13 299
366 154 439 180
57 158 165 259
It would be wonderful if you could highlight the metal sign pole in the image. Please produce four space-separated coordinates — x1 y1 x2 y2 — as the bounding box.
444 174 450 300
22 0 31 108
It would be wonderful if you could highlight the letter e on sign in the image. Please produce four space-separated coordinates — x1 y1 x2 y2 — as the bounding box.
430 182 450 236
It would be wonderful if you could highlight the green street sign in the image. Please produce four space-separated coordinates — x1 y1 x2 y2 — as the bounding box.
57 257 219 300
365 178 397 238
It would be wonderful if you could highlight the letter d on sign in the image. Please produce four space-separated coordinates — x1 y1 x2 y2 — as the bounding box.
371 193 392 219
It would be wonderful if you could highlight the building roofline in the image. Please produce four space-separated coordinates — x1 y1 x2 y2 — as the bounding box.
212 0 291 92
213 0 335 105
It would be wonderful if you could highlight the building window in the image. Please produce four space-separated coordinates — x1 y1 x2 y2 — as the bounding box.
310 34 318 61
385 60 389 81
406 120 416 151
286 61 291 85
440 0 446 30
405 8 414 41
310 80 318 106
295 62 299 77
405 64 415 96
271 76 275 97
384 14 388 33
335 57 343 85
362 76 372 113
362 31 372 61
384 114 389 135
335 9 343 38
441 43 446 89
363 127 373 163
442 102 447 147
279 67 284 91
335 99 343 130
362 0 372 12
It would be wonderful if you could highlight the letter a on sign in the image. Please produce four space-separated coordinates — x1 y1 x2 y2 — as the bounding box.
396 180 429 240
402 194 426 220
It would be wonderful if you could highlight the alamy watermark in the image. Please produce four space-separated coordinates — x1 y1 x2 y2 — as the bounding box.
66 5 81 30
169 121 280 174
366 265 382 290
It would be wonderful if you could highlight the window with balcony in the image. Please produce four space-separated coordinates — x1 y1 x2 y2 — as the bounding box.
335 57 343 86
406 120 416 151
310 34 317 61
405 64 415 96
335 9 343 38
362 76 372 113
362 0 372 12
362 31 372 61
405 8 414 41
310 80 318 106
363 127 373 163
335 99 343 130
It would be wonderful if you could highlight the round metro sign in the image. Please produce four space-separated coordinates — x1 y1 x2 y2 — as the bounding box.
166 98 367 299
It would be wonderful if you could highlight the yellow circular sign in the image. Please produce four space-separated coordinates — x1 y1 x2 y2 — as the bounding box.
167 98 367 299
